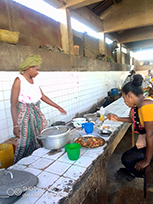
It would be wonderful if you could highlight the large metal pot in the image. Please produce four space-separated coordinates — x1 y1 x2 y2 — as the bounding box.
37 126 71 150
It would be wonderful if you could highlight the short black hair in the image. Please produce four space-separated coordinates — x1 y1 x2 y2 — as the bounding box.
122 74 143 96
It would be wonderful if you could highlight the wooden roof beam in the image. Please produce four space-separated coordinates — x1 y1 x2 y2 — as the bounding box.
71 7 104 32
65 0 104 10
43 0 66 8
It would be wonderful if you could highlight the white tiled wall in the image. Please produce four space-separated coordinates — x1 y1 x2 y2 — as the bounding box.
0 71 129 143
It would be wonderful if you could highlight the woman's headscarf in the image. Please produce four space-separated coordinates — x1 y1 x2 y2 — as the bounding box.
19 54 42 73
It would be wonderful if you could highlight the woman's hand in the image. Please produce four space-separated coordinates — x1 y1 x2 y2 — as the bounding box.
13 126 20 138
57 107 67 115
108 113 119 122
134 159 150 171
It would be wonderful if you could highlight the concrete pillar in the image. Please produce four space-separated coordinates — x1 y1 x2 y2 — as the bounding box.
59 8 74 55
98 32 106 61
117 43 121 64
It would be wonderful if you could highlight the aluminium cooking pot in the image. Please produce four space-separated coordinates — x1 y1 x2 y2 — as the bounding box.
37 126 71 150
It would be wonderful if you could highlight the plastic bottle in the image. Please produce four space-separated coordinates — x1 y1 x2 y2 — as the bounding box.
100 106 105 121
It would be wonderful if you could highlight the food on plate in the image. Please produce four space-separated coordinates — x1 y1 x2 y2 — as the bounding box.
74 136 105 148
97 124 111 130
103 126 110 130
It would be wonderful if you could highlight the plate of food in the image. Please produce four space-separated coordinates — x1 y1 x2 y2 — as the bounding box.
74 135 105 148
97 124 111 130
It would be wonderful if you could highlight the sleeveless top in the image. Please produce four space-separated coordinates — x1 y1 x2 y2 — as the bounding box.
18 75 42 103
136 97 153 149
138 97 153 127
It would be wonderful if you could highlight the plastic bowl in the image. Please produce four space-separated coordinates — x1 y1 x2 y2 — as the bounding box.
72 118 86 128
65 143 81 161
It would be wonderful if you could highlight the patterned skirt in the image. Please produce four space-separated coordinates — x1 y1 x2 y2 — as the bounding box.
14 101 47 163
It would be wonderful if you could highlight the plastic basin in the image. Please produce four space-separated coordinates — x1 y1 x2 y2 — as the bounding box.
111 88 118 95
72 117 86 128
65 143 81 161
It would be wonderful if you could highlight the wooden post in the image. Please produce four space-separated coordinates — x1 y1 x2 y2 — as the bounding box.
59 8 74 55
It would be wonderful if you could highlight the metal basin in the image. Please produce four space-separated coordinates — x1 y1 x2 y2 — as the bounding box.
98 129 112 137
83 113 97 122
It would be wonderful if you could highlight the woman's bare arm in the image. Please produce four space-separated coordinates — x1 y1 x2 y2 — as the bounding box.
11 77 20 138
108 113 132 123
40 89 67 115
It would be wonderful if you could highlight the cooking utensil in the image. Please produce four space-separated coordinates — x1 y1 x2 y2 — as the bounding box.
83 113 97 122
98 129 112 137
0 169 38 198
37 126 71 150
72 118 86 128
51 121 66 126
74 135 105 148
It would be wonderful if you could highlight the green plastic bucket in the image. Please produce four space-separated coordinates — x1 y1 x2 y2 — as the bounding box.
65 143 81 161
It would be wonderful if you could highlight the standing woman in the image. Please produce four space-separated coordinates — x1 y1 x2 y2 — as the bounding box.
120 74 153 177
11 54 67 163
122 70 136 88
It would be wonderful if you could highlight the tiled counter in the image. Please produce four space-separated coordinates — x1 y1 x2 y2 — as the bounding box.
8 98 130 204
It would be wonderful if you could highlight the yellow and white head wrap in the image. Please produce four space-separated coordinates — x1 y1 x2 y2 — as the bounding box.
19 54 42 74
